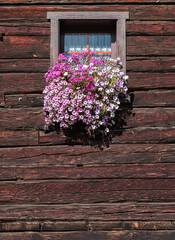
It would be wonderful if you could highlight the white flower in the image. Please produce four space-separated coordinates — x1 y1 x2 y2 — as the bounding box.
105 128 109 133
123 75 129 80
64 72 68 76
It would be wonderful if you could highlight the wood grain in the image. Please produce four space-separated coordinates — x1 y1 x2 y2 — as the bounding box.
2 0 175 3
127 57 175 72
5 90 175 107
1 108 175 130
131 90 175 107
0 203 174 221
0 179 174 204
0 220 174 231
1 144 175 167
1 57 175 73
0 107 44 130
1 73 175 97
1 36 175 58
1 21 175 36
39 127 175 145
0 163 175 181
0 5 175 20
0 231 175 240
0 131 38 147
128 72 175 89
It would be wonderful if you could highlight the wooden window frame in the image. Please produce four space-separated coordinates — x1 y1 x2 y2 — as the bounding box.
47 12 129 73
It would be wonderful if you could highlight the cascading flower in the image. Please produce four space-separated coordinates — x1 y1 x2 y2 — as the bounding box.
43 51 128 136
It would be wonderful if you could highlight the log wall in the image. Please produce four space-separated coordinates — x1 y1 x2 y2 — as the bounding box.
0 1 175 239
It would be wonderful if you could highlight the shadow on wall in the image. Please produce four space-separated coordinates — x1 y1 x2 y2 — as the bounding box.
45 93 134 149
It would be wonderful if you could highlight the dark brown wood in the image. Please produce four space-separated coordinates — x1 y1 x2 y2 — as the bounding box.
0 58 174 73
0 1 175 236
0 179 174 204
128 73 175 89
5 94 43 108
127 57 175 72
127 36 175 56
0 131 38 147
0 59 49 73
4 91 175 108
1 220 174 232
1 36 175 59
1 0 175 3
0 163 175 181
39 127 175 145
0 231 175 240
0 203 175 221
90 221 175 231
1 108 175 130
0 107 44 130
0 73 46 94
1 21 175 36
1 144 175 167
132 90 175 107
0 6 175 20
0 36 49 59
1 73 175 98
127 21 175 36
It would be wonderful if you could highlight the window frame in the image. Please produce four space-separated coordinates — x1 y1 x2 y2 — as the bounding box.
47 12 129 73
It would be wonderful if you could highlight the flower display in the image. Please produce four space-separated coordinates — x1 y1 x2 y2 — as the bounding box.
43 51 128 136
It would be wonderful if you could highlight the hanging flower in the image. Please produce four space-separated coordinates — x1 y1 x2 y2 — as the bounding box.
43 51 128 136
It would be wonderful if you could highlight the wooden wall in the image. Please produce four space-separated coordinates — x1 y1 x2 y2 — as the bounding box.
0 1 175 239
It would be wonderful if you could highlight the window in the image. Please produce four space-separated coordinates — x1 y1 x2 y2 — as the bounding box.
47 12 129 72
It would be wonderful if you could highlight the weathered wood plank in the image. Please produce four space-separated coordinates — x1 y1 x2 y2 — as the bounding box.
1 108 175 131
0 179 174 204
0 163 175 181
0 203 175 221
1 57 174 73
1 73 175 96
5 94 43 107
127 57 175 72
0 6 175 20
128 72 175 89
1 144 175 167
127 36 175 56
0 221 40 232
0 231 175 240
1 36 175 58
1 0 175 3
132 90 175 107
0 107 44 130
1 220 173 232
39 127 175 145
0 59 49 73
1 21 175 36
0 73 46 94
0 221 87 232
90 221 175 231
0 220 174 232
127 21 175 36
5 91 175 108
0 131 38 147
0 36 49 59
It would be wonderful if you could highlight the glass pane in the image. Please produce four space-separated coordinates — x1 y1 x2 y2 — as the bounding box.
64 33 87 56
89 33 111 57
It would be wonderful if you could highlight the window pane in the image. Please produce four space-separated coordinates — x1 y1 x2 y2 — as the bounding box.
64 33 111 58
64 33 87 56
89 33 111 57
